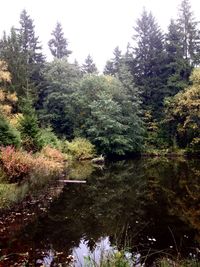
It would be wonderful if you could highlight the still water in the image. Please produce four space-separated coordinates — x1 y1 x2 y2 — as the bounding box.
0 158 200 266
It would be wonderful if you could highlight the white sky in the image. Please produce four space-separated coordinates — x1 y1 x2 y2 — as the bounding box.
1 0 200 71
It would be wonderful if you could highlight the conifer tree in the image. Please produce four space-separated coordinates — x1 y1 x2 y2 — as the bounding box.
0 28 27 95
0 10 45 98
19 9 44 64
82 54 98 74
104 46 122 76
131 9 166 115
48 22 72 59
165 19 191 96
177 0 200 66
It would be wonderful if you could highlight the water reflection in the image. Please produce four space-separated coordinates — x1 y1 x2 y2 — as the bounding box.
0 158 200 266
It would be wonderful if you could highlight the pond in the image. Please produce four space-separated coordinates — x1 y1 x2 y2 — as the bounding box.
0 157 200 266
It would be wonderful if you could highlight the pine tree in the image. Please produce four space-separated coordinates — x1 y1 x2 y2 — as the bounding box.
82 54 98 74
131 9 166 115
19 9 44 64
0 10 45 98
19 10 45 99
177 0 200 66
165 19 191 96
0 28 27 96
104 46 122 76
48 22 72 59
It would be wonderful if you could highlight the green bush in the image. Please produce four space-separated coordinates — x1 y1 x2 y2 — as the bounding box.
0 115 21 147
18 117 41 151
18 99 41 151
63 138 95 160
38 127 61 149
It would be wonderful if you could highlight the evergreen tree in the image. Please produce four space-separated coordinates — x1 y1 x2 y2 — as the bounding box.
19 10 44 64
82 54 98 74
48 22 72 59
0 28 27 96
19 97 41 151
177 0 200 66
104 46 122 76
0 10 45 98
104 60 115 76
165 19 191 96
0 115 21 147
131 9 166 115
19 9 45 98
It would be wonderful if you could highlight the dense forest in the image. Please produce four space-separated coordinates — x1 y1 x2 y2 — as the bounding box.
0 0 199 157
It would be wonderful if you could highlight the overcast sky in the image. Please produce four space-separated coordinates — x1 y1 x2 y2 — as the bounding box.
1 0 200 71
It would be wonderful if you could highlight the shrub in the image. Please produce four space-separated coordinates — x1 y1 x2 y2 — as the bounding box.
41 145 65 162
0 146 32 182
0 116 21 147
18 98 41 152
30 154 63 181
0 146 64 183
63 138 95 160
38 127 61 149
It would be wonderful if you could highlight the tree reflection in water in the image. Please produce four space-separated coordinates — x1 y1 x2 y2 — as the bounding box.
0 158 200 266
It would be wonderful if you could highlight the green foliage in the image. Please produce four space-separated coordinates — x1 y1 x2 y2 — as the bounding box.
18 98 41 151
48 22 72 59
40 58 81 138
74 75 144 156
0 10 44 98
64 138 95 160
84 251 131 267
164 68 200 150
132 9 166 116
38 127 61 149
0 115 21 147
165 19 191 97
104 46 122 76
177 0 200 66
82 54 98 74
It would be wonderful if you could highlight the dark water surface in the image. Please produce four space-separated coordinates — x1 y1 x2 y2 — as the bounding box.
0 158 200 266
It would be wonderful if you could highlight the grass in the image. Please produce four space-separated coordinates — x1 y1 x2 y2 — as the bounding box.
81 248 200 267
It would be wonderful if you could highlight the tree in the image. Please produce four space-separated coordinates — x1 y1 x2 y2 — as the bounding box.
165 19 191 96
82 54 98 74
0 28 28 96
131 9 166 115
0 10 45 98
19 9 45 98
0 61 20 147
177 0 200 66
48 22 72 59
104 46 122 76
18 97 41 151
19 10 44 65
74 75 144 155
164 68 200 150
40 58 81 138
0 115 21 147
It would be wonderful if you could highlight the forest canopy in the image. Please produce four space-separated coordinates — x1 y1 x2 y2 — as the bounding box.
0 0 199 156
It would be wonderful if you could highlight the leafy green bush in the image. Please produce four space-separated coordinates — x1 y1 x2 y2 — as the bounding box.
63 138 95 160
18 99 41 151
0 115 21 147
38 127 61 149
